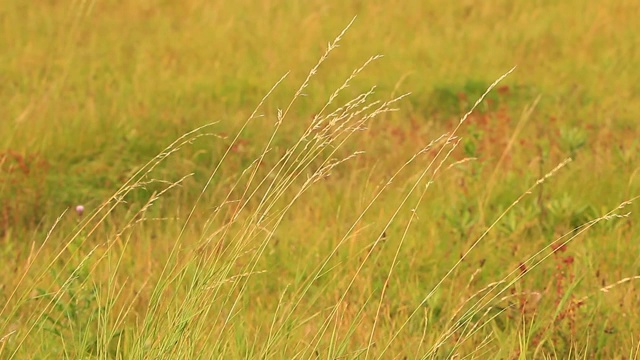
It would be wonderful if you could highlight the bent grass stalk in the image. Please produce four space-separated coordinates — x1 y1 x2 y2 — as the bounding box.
357 68 517 359
264 132 450 357
124 17 408 358
439 197 638 356
131 73 289 356
3 124 217 357
293 67 514 359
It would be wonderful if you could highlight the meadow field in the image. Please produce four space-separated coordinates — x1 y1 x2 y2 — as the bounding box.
1 1 640 358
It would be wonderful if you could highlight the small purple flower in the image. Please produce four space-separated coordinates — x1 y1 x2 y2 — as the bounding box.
75 205 85 216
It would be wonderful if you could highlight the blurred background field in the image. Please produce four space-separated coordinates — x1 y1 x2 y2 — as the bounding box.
1 1 640 358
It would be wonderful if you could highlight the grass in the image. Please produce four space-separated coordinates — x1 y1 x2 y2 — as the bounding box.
2 1 640 358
